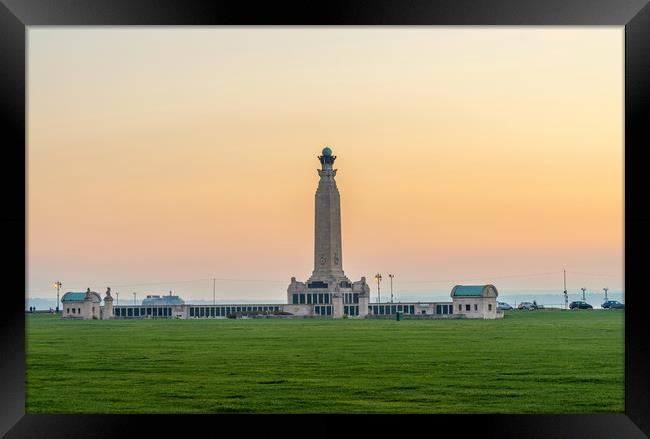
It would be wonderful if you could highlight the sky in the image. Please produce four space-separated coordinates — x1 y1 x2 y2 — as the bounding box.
27 27 623 302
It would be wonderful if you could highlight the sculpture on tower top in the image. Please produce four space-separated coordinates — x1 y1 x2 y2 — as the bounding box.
318 146 337 167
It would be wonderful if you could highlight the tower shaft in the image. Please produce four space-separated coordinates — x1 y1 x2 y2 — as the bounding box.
309 152 348 284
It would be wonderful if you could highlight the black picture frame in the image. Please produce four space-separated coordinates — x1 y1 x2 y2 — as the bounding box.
1 1 649 437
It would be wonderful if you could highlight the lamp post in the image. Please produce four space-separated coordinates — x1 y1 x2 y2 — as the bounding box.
563 270 568 310
53 281 62 313
603 287 608 301
133 292 136 305
116 292 119 305
375 273 382 303
388 274 394 303
581 287 586 301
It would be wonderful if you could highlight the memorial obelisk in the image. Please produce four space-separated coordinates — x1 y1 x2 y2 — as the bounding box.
308 146 350 285
286 147 370 318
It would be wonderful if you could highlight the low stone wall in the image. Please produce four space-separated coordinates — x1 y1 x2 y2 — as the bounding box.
365 314 465 320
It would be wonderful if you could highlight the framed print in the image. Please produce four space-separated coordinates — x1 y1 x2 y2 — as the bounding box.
1 0 649 437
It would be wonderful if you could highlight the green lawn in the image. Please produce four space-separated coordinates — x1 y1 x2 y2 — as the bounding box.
26 310 624 413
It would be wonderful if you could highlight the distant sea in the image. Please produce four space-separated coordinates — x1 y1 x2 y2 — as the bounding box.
26 291 623 311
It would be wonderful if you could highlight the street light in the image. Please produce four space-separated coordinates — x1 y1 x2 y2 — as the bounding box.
388 274 395 303
563 270 568 310
53 281 62 313
603 287 608 301
116 292 119 305
374 273 382 303
581 287 586 301
133 292 136 305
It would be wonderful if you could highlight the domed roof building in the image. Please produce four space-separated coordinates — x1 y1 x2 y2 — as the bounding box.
61 288 103 319
450 285 502 319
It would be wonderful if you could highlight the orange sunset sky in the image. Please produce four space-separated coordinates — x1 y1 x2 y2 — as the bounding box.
27 27 623 301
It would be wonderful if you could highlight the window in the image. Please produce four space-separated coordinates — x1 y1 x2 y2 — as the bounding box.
128 308 133 317
307 294 312 304
72 308 75 314
459 304 462 311
353 293 359 304
436 305 442 314
67 308 70 314
474 304 478 311
488 304 492 311
449 306 453 314
78 308 81 314
465 304 471 311
190 308 194 317
299 294 306 304
292 294 299 304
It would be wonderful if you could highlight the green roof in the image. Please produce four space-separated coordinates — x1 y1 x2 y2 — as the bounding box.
61 292 87 302
453 285 486 297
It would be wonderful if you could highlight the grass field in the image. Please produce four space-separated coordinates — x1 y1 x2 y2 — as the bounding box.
26 310 624 413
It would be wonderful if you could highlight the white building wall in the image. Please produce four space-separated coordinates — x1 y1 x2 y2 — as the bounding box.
452 297 500 319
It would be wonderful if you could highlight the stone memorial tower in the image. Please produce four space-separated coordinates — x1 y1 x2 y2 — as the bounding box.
308 146 350 286
287 147 370 318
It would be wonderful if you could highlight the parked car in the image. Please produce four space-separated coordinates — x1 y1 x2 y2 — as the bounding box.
517 302 537 310
569 300 593 310
497 302 513 311
602 300 624 309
